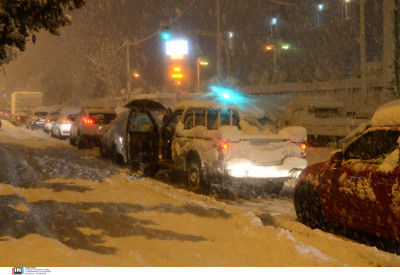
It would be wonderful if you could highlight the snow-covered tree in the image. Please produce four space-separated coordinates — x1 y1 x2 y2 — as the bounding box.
0 0 86 66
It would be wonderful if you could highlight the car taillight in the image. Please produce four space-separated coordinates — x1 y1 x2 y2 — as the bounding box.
62 120 71 124
47 119 51 122
17 116 20 120
82 117 94 124
301 143 306 153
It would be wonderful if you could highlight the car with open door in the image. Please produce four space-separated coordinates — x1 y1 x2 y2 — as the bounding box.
122 99 169 175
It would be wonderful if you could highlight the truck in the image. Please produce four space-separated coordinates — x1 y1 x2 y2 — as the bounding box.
10 92 43 125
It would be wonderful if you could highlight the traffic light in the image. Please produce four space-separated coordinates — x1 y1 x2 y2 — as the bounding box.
161 31 171 40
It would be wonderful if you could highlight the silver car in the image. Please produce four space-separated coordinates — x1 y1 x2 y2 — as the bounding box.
70 107 117 148
99 110 129 164
51 107 81 139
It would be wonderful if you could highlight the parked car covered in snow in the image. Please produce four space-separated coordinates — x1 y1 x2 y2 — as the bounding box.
70 102 116 148
159 100 308 196
51 107 81 139
294 99 400 245
281 96 368 147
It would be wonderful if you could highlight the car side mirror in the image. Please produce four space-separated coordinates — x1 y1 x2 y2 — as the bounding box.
331 150 343 163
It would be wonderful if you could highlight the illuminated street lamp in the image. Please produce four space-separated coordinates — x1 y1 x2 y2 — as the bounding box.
197 58 209 93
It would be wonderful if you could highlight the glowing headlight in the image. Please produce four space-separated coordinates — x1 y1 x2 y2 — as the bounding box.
226 160 289 178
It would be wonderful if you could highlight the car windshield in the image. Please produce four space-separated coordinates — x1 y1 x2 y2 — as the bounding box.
149 109 168 126
34 112 48 117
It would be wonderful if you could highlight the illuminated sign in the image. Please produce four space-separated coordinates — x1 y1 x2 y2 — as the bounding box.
166 40 188 56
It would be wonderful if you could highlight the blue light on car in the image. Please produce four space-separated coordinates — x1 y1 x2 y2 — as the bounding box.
205 86 261 114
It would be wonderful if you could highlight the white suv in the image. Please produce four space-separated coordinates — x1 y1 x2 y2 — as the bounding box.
162 100 308 197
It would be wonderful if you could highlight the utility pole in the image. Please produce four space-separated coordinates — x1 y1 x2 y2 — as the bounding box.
360 0 368 103
126 40 131 97
216 0 222 81
382 0 399 98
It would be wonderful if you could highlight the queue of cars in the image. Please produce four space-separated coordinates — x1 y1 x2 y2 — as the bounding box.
5 93 400 249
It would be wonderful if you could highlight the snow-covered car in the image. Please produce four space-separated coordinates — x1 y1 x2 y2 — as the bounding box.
51 107 81 139
294 100 400 244
25 106 48 129
70 104 116 148
281 96 369 147
99 109 129 163
158 100 308 196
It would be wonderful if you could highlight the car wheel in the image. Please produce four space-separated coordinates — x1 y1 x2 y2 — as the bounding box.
294 182 325 229
111 145 123 164
99 144 106 158
187 159 209 194
69 136 76 145
51 129 55 137
76 132 85 149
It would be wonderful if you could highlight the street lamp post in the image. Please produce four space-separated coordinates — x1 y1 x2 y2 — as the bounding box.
265 43 290 75
125 40 131 97
197 58 208 93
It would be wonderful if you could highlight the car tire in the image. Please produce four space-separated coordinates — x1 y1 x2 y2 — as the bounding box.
76 132 85 149
294 182 325 229
142 162 157 177
99 144 106 158
187 159 209 194
69 136 76 145
111 145 123 164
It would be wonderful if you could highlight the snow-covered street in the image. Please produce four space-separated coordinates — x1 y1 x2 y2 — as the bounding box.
0 120 399 267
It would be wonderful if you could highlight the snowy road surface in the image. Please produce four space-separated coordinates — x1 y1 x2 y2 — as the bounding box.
0 120 399 266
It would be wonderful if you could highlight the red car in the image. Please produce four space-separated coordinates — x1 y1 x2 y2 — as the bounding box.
294 125 400 243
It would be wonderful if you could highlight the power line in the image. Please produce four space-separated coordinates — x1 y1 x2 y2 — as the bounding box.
126 0 199 47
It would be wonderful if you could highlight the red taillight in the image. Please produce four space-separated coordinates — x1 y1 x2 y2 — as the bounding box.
82 117 94 124
220 142 229 152
301 143 306 156
17 116 20 120
62 120 71 124
47 119 51 122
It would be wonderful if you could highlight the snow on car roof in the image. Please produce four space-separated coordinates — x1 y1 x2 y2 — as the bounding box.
174 100 248 113
372 103 400 127
60 107 81 115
